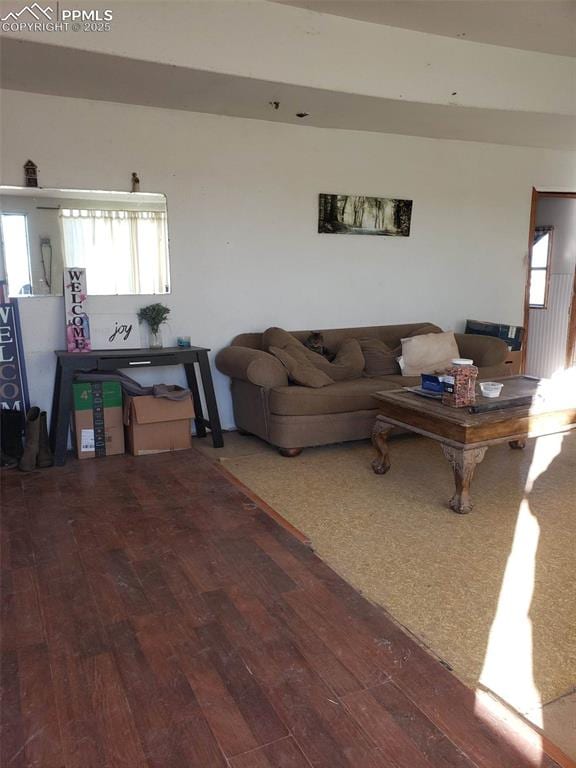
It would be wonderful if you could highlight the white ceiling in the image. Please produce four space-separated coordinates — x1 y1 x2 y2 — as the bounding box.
2 39 574 150
274 0 576 57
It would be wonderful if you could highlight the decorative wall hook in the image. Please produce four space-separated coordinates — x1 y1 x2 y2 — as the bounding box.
131 172 140 192
24 159 38 188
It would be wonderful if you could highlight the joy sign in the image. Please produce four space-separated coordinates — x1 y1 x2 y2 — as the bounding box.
90 314 141 350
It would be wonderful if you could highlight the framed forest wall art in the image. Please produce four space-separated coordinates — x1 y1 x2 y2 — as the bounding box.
318 193 413 237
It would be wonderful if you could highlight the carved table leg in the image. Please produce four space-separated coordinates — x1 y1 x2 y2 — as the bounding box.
441 445 487 514
372 418 394 475
509 439 527 450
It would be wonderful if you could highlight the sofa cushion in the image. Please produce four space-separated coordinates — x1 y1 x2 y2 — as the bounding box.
263 327 364 381
269 377 414 417
401 331 460 376
263 326 317 358
269 345 334 388
359 338 401 376
215 346 289 388
405 324 443 338
233 323 444 354
332 338 365 378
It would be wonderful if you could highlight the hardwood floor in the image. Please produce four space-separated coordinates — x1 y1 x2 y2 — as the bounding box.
0 448 567 768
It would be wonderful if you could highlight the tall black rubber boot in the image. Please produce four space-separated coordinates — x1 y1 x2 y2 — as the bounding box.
19 407 41 472
37 411 54 469
0 410 24 468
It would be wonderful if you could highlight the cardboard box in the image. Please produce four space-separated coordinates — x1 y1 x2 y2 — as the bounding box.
124 394 194 456
503 350 522 376
73 381 125 460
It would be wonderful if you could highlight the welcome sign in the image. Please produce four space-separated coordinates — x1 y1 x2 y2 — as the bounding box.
64 267 91 352
0 301 30 413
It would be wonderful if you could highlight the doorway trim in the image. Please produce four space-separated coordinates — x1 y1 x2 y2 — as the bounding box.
566 267 576 368
522 188 576 373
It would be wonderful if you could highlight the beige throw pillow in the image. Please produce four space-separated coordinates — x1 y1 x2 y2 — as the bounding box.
400 331 460 376
263 327 364 381
359 338 401 377
269 345 334 388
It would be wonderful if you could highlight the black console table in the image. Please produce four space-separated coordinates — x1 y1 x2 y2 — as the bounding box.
49 346 224 466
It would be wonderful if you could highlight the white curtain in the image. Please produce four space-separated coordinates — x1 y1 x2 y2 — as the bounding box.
60 209 169 295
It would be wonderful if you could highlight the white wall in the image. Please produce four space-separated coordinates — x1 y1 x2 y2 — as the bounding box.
2 89 575 429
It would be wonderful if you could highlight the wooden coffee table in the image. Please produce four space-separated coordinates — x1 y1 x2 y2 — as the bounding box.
371 375 576 514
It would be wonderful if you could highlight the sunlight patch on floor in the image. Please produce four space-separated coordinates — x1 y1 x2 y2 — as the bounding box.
478 498 541 721
535 366 576 412
477 430 566 737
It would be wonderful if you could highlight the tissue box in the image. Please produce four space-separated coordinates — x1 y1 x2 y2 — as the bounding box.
421 374 446 394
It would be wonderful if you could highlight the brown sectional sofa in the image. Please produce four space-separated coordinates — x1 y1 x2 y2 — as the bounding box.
216 322 509 455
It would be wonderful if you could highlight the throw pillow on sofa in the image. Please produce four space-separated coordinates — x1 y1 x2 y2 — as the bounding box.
359 338 401 376
269 345 334 388
400 331 460 376
263 327 364 381
332 339 365 379
406 324 443 338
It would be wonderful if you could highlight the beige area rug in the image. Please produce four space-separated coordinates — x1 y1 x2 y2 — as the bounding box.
219 433 576 720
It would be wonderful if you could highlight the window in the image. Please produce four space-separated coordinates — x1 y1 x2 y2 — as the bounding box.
60 208 169 295
529 226 553 308
0 213 32 296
